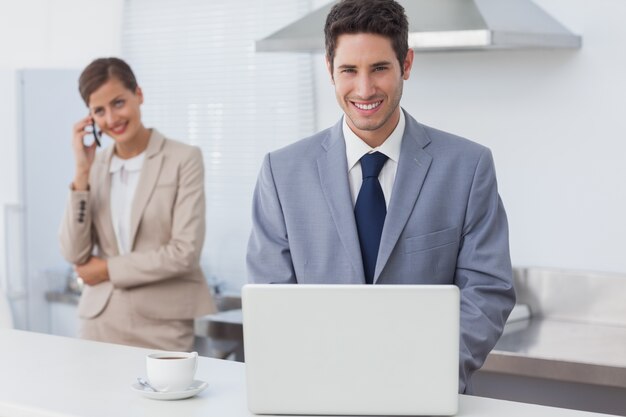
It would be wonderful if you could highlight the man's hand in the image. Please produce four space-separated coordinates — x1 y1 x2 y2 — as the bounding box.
75 256 110 286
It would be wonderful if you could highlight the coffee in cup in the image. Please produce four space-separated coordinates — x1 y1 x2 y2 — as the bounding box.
146 351 198 392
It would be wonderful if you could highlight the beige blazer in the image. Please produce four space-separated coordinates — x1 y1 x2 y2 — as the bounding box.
59 129 215 321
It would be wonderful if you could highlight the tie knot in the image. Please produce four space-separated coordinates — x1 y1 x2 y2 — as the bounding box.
360 152 388 179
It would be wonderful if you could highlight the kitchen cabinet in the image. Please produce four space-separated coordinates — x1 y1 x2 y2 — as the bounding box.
474 268 626 416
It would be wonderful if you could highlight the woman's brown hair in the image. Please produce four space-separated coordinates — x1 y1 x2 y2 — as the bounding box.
78 57 138 106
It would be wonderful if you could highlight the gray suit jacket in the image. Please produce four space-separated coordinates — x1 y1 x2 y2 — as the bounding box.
247 110 515 393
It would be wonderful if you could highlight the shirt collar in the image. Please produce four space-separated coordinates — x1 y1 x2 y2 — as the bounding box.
343 109 405 171
109 151 146 174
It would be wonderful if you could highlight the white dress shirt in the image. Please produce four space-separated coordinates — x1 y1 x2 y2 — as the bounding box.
343 109 405 207
109 152 145 255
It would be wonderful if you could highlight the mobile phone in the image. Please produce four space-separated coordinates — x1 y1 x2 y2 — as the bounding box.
91 120 101 147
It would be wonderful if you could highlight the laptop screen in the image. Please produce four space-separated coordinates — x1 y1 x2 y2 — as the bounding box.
243 284 459 415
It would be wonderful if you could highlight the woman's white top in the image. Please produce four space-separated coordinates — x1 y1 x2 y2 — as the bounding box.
109 151 146 255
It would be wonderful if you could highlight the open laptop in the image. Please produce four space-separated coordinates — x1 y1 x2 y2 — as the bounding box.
242 284 460 415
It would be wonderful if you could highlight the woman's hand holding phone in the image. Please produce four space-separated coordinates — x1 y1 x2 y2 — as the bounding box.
72 115 100 191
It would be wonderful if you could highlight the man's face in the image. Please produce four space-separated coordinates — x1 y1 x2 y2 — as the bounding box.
327 33 413 147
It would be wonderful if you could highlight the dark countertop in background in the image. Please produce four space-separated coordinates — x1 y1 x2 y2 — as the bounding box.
483 318 626 389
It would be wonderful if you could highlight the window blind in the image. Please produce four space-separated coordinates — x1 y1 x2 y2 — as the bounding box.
122 0 315 292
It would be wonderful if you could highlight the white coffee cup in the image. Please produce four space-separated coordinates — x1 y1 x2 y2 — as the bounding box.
146 351 198 392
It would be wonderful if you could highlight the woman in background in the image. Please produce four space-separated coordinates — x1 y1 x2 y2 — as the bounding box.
59 57 215 351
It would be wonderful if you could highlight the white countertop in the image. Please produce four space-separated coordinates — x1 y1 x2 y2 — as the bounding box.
0 329 617 417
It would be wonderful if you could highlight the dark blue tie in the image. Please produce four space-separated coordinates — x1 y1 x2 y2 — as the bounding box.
354 152 388 284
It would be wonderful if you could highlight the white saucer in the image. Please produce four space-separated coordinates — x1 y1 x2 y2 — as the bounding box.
131 379 208 400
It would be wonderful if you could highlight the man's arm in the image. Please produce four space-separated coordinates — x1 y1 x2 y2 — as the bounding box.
247 153 296 284
455 148 516 393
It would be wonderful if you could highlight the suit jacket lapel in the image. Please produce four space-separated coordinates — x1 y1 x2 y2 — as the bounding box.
374 111 433 282
95 145 118 256
317 120 365 283
129 130 165 250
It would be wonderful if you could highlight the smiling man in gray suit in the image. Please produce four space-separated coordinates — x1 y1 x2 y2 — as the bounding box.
247 0 515 393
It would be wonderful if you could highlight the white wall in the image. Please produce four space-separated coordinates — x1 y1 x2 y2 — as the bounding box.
0 0 123 318
0 71 18 296
314 0 626 274
0 1 124 68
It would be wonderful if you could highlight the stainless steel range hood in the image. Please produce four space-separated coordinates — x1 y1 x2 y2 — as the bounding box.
256 0 581 52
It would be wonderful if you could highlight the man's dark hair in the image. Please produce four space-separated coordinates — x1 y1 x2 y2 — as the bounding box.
324 0 409 74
